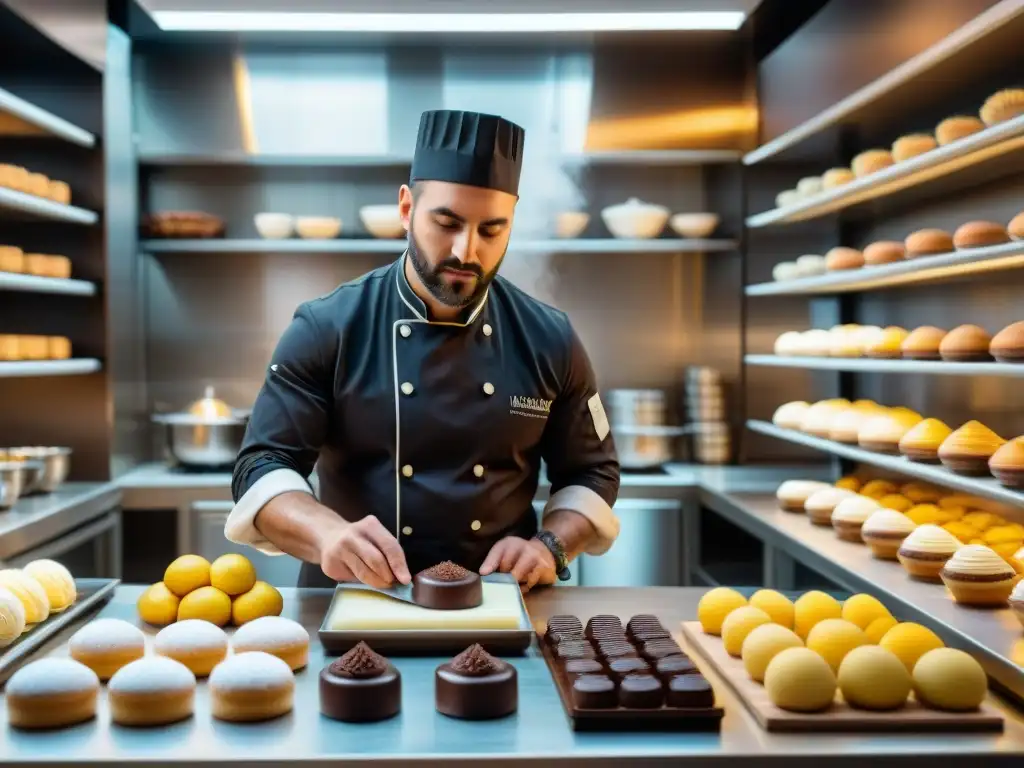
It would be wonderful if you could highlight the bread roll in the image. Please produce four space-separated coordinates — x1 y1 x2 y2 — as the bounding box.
935 116 984 145
892 134 937 162
953 221 1010 249
25 173 49 198
46 180 71 205
47 256 71 279
48 337 72 360
797 177 823 197
772 262 800 281
24 254 49 277
0 164 30 191
18 336 49 361
863 241 906 265
904 229 953 258
0 335 20 361
979 88 1024 126
851 149 893 177
822 168 855 189
1007 211 1023 241
825 247 864 271
0 245 25 273
776 190 800 209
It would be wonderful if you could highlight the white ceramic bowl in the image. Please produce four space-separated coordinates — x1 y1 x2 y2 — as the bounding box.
254 213 294 239
555 211 589 239
669 213 719 238
295 216 342 239
359 205 405 239
600 197 669 239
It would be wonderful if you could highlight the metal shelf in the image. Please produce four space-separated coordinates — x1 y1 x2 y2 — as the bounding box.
746 420 1024 508
745 113 1024 227
746 241 1024 296
745 354 1024 377
562 149 741 166
0 272 97 297
742 0 1024 166
0 86 95 147
141 238 737 255
0 359 101 378
0 187 98 224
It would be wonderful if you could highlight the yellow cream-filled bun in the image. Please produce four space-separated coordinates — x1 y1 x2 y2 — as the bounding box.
0 586 27 647
0 569 50 625
22 560 76 613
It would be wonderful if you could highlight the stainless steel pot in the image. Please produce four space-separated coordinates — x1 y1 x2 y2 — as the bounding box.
608 389 682 469
5 447 71 493
152 386 249 468
0 461 29 509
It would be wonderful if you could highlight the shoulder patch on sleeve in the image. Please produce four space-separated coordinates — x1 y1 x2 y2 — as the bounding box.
588 392 610 441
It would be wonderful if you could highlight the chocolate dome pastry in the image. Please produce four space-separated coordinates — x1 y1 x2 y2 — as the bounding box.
555 639 597 662
607 657 651 681
435 644 517 720
571 674 617 709
319 642 400 723
412 561 482 610
639 639 684 663
654 655 699 681
563 659 605 682
545 614 585 646
618 674 665 709
596 639 639 661
667 675 715 708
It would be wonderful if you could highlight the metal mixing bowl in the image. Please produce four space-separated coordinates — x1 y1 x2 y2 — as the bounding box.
0 462 27 510
152 413 248 467
5 447 72 493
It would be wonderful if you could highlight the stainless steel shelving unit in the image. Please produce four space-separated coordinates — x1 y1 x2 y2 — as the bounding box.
0 187 98 224
0 85 96 147
745 241 1024 296
141 238 738 255
0 272 97 297
745 114 1024 227
745 354 1024 377
746 420 1024 507
0 360 102 378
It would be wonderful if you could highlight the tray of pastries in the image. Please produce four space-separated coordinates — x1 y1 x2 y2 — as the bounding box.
142 211 225 239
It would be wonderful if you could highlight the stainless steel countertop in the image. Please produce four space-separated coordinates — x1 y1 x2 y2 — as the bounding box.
2 585 1022 766
700 489 1024 706
0 483 121 560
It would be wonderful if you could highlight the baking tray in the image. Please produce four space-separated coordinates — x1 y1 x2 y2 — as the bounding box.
0 578 119 685
539 628 724 732
318 573 535 655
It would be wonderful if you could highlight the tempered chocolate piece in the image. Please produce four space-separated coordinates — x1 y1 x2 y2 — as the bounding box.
546 628 586 646
654 655 697 681
571 674 617 709
596 640 637 660
413 561 483 610
585 615 624 638
618 674 664 709
547 614 583 632
319 642 401 722
640 639 683 662
607 657 650 681
626 613 662 631
632 627 671 642
435 644 517 720
555 640 596 661
667 674 714 708
563 658 604 681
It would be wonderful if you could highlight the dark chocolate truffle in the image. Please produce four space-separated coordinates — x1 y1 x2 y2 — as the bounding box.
607 656 651 681
546 615 583 634
640 639 683 662
571 674 617 709
319 641 401 722
555 640 596 661
412 561 483 610
546 628 585 646
667 674 714 708
618 674 664 709
626 614 664 634
435 644 517 720
596 640 637 660
563 658 604 681
585 615 624 638
654 655 697 681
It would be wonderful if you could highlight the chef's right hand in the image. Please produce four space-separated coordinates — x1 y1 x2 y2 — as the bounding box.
320 516 411 588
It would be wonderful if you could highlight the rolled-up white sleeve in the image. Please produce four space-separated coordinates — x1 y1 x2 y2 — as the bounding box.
224 468 313 555
543 485 620 555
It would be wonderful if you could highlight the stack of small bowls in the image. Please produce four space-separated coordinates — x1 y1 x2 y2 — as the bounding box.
685 367 731 464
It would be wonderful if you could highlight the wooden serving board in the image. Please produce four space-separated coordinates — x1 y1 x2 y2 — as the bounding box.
679 622 1003 733
538 641 724 732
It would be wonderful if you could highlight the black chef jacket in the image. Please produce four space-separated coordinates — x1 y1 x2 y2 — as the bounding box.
228 254 620 587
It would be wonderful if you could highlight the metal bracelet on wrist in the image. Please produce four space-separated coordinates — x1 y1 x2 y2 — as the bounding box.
534 529 571 581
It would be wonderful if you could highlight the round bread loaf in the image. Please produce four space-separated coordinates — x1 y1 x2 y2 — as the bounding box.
904 229 953 258
953 221 1009 249
863 241 906 266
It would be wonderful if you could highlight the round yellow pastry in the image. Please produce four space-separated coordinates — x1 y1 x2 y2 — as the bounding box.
860 480 898 500
879 622 944 671
822 167 855 189
5 657 100 730
891 133 937 162
231 581 284 626
851 149 893 177
209 651 295 722
0 586 27 648
900 482 945 504
835 476 861 492
748 589 795 629
979 88 1024 126
838 645 911 711
209 554 257 597
877 494 912 513
858 412 923 454
22 560 76 612
864 327 909 359
0 569 50 625
741 623 803 683
697 587 748 635
841 594 891 630
865 615 899 644
108 656 197 726
764 647 836 713
722 606 773 657
912 648 987 711
177 586 232 627
772 401 811 430
138 581 181 626
806 618 868 673
154 619 229 677
935 115 984 145
68 618 146 681
164 555 212 598
940 544 1016 606
793 591 842 640
230 615 309 671
898 418 953 463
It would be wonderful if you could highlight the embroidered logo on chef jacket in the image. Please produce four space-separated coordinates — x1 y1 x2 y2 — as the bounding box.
509 395 553 420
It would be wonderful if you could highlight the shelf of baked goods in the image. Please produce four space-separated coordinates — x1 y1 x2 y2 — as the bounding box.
748 320 1024 377
0 250 95 296
699 485 1024 704
0 336 98 377
748 414 1024 509
746 108 1024 228
0 86 96 148
748 217 1024 296
0 182 97 224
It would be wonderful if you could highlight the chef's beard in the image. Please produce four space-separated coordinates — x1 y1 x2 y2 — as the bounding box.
407 223 504 309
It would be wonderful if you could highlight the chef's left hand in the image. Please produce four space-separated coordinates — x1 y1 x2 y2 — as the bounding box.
480 536 556 593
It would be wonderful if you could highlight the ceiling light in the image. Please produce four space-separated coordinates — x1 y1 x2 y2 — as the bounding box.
152 11 746 33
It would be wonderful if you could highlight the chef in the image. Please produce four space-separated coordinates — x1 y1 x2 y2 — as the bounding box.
225 109 620 592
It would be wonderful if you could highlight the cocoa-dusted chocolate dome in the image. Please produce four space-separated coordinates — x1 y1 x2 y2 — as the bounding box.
450 644 501 676
329 641 388 679
319 641 400 722
436 644 517 720
412 561 482 610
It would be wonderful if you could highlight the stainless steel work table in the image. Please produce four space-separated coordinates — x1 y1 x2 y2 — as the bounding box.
0 482 121 560
2 585 1024 767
